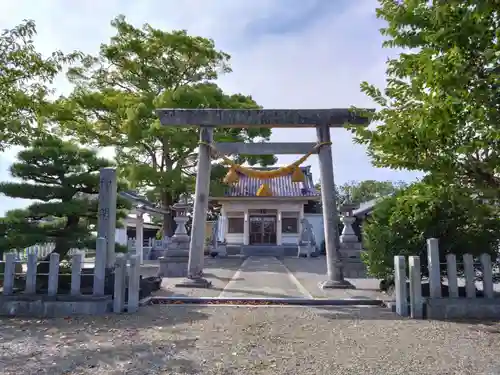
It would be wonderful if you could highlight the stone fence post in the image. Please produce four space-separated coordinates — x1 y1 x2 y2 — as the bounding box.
394 255 408 317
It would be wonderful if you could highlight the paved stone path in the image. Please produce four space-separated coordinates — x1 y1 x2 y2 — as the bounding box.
218 256 311 298
149 256 386 301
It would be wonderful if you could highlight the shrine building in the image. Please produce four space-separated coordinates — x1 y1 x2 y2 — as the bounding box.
209 165 324 256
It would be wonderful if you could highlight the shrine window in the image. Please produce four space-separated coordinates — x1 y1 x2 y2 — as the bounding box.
281 217 298 233
228 218 244 233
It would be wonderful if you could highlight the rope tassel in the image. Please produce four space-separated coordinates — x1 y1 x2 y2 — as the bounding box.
256 183 272 197
223 167 239 184
291 166 305 182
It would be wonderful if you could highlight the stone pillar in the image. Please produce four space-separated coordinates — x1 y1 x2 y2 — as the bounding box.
216 208 228 256
135 211 144 264
97 167 118 269
159 199 191 278
299 207 305 239
297 218 314 257
426 238 441 298
394 255 408 317
276 209 282 245
176 126 213 288
316 124 353 289
219 206 226 241
204 220 215 254
211 220 218 250
243 209 249 246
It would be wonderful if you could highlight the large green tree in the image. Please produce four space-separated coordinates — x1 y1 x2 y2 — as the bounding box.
0 20 78 150
353 1 500 199
0 136 130 263
56 15 275 236
362 182 500 281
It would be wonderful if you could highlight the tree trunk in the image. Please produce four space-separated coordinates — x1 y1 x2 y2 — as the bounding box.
161 193 176 238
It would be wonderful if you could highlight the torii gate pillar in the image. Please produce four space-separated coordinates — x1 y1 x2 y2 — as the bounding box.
177 126 214 288
316 124 352 288
156 108 372 289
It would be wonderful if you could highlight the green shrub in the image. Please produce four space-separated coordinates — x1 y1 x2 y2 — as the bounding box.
362 182 500 281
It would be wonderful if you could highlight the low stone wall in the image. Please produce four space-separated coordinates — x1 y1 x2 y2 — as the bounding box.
0 295 113 317
426 298 500 320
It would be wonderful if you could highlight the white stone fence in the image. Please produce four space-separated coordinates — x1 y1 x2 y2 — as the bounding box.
2 237 162 263
127 237 170 262
4 245 84 261
0 238 141 316
394 238 500 320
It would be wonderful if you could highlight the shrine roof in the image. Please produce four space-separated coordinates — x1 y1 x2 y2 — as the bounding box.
223 166 320 198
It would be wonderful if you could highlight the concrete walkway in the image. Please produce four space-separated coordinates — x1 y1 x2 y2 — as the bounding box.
153 256 386 301
218 256 311 298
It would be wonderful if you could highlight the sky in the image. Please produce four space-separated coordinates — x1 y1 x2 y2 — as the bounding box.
0 0 422 215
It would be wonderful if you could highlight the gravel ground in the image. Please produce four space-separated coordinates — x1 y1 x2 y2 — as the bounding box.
1 305 500 375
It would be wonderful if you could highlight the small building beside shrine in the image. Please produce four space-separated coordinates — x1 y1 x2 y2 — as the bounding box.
210 166 324 256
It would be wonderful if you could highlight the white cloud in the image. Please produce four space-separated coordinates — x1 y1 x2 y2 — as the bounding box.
0 0 421 215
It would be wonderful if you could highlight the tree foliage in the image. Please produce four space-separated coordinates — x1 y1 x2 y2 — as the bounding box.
0 136 130 261
362 182 500 280
315 179 406 205
337 179 407 204
0 20 78 150
353 1 500 199
55 15 276 236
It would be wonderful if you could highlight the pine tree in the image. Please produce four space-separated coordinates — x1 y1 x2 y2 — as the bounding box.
0 136 130 263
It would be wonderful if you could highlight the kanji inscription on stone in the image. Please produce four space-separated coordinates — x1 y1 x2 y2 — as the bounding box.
97 168 118 268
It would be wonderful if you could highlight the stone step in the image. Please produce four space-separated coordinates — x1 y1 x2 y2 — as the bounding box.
241 246 285 257
225 245 319 257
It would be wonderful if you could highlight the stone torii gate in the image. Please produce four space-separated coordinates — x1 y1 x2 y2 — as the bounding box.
156 109 371 289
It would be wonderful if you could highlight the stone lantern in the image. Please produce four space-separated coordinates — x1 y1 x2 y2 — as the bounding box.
339 201 359 244
338 195 366 278
157 196 192 278
169 198 191 247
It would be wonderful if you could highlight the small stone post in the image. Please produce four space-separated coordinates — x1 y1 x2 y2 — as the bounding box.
25 253 37 294
97 167 118 269
128 254 140 313
47 253 60 297
426 238 442 298
71 252 83 296
93 237 107 296
463 253 476 298
408 256 423 319
2 253 16 295
394 255 408 317
113 253 126 313
445 254 459 298
316 124 352 289
177 126 213 288
480 253 494 299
